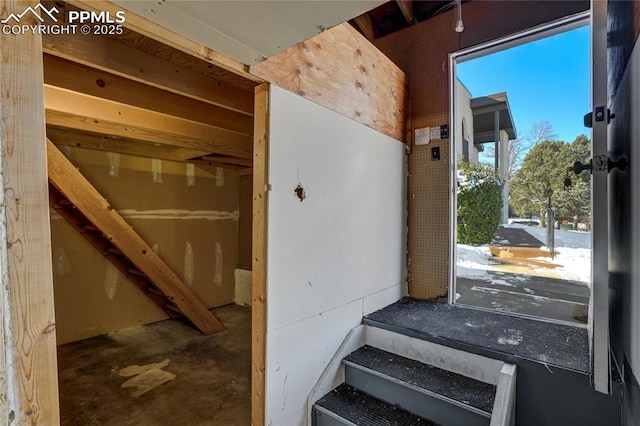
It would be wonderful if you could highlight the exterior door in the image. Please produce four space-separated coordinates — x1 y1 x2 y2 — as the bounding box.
589 0 610 395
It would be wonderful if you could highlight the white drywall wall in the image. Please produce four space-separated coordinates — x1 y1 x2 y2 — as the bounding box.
265 85 407 425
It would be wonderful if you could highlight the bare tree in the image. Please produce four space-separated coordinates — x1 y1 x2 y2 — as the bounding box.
481 120 557 179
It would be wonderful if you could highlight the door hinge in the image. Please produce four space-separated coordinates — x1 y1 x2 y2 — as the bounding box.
573 156 628 175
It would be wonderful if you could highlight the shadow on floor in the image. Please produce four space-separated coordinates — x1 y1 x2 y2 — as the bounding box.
57 304 251 426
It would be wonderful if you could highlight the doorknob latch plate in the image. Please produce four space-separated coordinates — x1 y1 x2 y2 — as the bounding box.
584 107 615 128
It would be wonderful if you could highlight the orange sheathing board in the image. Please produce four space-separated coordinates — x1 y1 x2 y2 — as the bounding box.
251 23 406 142
374 2 588 300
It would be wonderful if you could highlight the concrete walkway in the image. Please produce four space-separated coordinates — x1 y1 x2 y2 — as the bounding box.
491 226 545 247
457 226 589 325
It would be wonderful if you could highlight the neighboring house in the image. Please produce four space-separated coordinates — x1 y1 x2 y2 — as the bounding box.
455 78 481 164
455 82 516 223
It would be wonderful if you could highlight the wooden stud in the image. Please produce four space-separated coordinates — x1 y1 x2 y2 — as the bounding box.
353 13 377 41
44 85 253 159
47 140 225 335
252 84 269 426
66 0 261 83
42 33 254 116
43 54 254 136
201 155 253 167
0 1 60 422
46 128 213 163
396 0 415 24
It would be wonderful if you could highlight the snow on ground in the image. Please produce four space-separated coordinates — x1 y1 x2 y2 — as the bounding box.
457 244 494 281
458 224 591 285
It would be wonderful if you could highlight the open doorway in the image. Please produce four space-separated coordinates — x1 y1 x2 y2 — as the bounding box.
450 15 592 325
42 14 262 424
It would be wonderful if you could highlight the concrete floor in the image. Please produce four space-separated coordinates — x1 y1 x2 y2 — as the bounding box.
57 305 251 426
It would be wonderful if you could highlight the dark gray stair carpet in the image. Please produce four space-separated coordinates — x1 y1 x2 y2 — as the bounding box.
344 346 496 413
314 384 440 426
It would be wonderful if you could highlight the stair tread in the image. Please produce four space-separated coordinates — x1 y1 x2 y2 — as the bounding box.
315 384 439 426
344 346 496 414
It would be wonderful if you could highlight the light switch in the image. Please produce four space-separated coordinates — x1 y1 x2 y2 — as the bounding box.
431 146 440 161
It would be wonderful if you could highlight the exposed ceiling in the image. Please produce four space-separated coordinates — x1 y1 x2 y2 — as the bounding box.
350 0 461 41
110 0 387 65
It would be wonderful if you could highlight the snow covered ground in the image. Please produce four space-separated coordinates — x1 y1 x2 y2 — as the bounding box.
457 224 591 285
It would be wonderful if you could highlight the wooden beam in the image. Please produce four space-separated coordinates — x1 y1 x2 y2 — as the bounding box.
396 0 414 24
237 168 253 177
46 128 212 162
201 155 253 167
251 23 406 142
44 85 253 159
43 54 253 136
42 32 254 116
47 140 225 335
252 84 269 426
0 1 60 423
353 13 376 41
66 0 261 83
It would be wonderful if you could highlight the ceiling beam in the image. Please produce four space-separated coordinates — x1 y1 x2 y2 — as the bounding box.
42 33 254 116
46 128 213 163
44 85 253 159
353 13 376 41
396 1 414 24
201 155 253 167
43 54 253 137
65 0 262 83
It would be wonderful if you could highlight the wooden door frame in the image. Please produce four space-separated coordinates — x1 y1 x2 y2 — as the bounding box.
1 5 270 425
251 83 269 425
0 1 60 423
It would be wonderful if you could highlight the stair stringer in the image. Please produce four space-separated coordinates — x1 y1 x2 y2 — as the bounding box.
308 324 517 426
47 139 224 335
306 325 365 426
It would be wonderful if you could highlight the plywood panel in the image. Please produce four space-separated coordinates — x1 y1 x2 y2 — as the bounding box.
251 23 406 142
0 1 59 422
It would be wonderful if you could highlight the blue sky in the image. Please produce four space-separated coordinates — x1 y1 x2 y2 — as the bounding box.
457 25 590 145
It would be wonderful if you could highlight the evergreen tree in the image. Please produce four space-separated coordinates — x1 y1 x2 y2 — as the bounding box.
510 140 572 223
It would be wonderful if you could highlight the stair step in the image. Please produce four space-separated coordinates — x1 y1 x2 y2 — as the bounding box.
343 346 495 426
313 384 439 426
